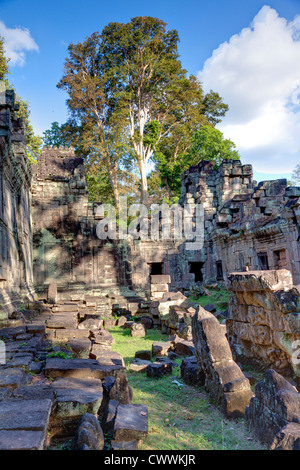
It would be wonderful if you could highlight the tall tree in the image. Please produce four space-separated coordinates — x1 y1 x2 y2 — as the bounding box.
0 35 9 80
100 17 211 204
154 124 240 199
57 32 132 209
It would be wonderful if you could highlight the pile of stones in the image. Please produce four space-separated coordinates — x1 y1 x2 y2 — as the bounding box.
0 297 149 450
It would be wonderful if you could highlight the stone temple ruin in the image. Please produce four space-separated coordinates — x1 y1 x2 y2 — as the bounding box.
0 90 299 450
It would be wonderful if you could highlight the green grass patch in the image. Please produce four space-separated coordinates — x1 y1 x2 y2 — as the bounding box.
108 325 265 451
188 288 231 313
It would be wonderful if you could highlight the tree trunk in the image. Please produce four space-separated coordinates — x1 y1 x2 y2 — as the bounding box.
139 159 148 206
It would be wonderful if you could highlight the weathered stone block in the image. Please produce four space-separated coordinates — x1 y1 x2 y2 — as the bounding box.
114 404 148 441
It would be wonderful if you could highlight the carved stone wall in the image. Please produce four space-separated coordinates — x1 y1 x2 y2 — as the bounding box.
0 89 34 323
31 147 132 299
226 270 300 381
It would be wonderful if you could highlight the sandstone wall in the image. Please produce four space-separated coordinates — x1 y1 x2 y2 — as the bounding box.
31 147 132 299
226 270 300 381
0 89 34 323
179 160 300 286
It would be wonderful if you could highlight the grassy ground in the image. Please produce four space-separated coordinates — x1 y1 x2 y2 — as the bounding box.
188 287 232 314
109 325 265 451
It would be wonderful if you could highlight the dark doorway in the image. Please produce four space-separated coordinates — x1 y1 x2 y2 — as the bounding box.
150 262 164 275
189 262 204 282
258 252 269 270
216 261 223 280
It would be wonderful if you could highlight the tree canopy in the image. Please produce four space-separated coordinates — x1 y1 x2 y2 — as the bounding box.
55 16 235 206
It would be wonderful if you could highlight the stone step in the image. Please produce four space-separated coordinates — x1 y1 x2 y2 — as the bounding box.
113 404 148 442
0 398 52 450
52 377 103 419
44 357 125 380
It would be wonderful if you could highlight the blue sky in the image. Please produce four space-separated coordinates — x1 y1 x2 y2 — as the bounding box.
1 0 300 182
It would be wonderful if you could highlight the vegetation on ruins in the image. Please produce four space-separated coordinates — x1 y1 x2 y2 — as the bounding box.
108 324 264 450
50 17 234 206
0 35 43 164
0 36 9 80
153 124 240 201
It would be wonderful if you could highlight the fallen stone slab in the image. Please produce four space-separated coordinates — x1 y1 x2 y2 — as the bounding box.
146 362 173 378
52 377 103 419
135 350 152 361
103 319 116 329
44 357 125 380
78 318 103 330
114 404 148 442
181 356 205 386
174 339 195 357
0 398 52 432
111 439 139 450
0 368 30 390
68 338 92 359
11 384 55 401
245 369 300 447
26 323 46 335
130 323 146 337
192 306 253 418
102 399 119 433
55 328 94 340
6 353 34 369
151 275 171 284
52 305 79 313
270 422 300 450
117 316 128 327
152 341 173 357
0 430 47 450
109 372 133 405
89 350 125 368
46 313 78 329
92 329 115 346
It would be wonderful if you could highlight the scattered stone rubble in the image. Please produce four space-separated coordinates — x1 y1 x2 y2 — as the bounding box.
0 298 149 450
246 369 300 450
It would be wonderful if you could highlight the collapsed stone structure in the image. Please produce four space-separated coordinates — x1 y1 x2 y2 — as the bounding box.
226 270 300 379
246 369 300 450
0 89 300 449
179 160 300 286
29 148 300 300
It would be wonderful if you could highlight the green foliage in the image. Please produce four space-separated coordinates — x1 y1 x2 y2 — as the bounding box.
42 121 69 148
0 36 9 80
0 37 42 164
108 324 265 450
202 90 229 125
14 96 43 164
189 125 240 166
153 124 239 199
46 350 73 359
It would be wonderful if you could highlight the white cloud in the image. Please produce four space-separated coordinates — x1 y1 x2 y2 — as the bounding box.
198 5 300 174
0 20 38 66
